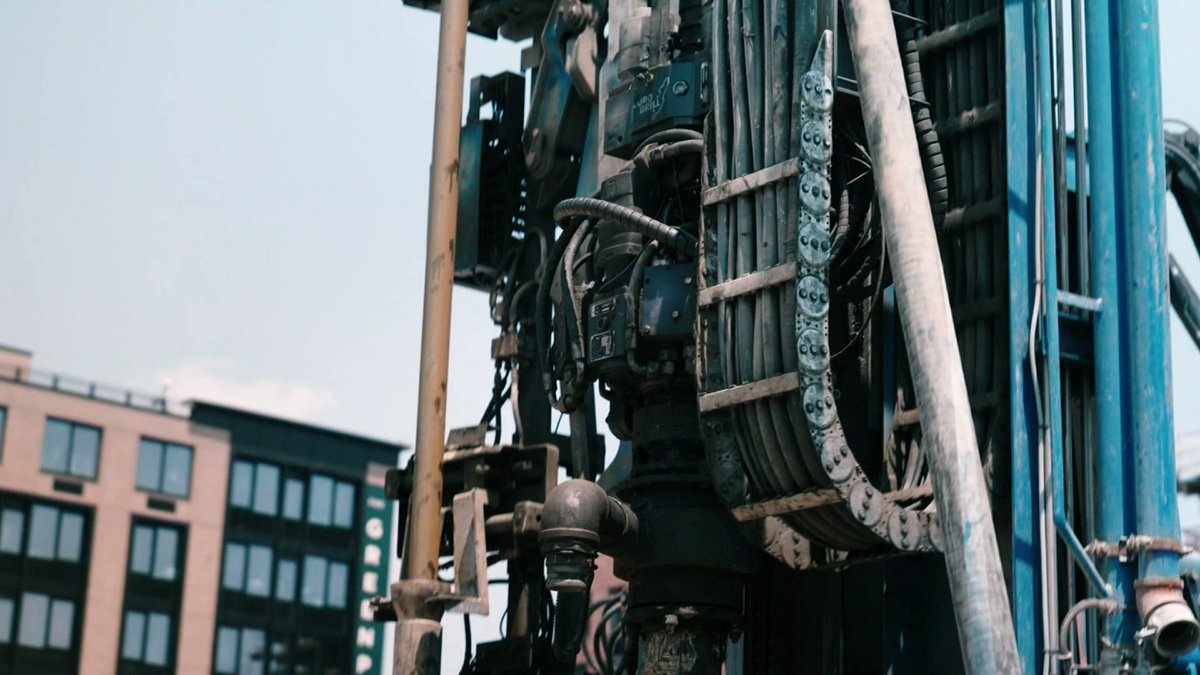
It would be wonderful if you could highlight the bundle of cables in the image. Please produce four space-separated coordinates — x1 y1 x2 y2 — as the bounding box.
581 589 628 675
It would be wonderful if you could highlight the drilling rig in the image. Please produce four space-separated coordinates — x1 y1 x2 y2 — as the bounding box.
381 0 1200 673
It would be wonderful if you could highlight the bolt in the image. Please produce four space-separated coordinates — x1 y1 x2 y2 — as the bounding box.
671 310 681 319
672 80 689 96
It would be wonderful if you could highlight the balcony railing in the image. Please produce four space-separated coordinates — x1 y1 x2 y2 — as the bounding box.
0 364 189 417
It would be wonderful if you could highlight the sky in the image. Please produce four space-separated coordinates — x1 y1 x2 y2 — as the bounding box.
3 1 1200 672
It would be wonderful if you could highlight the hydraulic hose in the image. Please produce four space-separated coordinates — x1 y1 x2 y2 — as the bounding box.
536 216 587 412
553 198 700 259
844 0 1020 672
900 24 949 226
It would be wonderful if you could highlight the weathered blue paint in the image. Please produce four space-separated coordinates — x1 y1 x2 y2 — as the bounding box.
1085 0 1140 649
1038 1 1110 603
1112 0 1184 588
1035 0 1070 605
1005 0 1044 670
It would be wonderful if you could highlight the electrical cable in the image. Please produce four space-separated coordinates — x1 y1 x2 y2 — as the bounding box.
536 216 588 412
552 198 699 259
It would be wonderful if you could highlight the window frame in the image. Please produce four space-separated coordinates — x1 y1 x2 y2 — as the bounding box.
275 558 297 602
298 554 350 609
40 417 102 481
119 609 173 668
307 473 356 530
135 437 194 499
214 625 266 675
0 595 13 645
221 542 273 598
128 521 181 582
0 508 25 555
14 592 76 652
228 460 281 516
24 503 85 563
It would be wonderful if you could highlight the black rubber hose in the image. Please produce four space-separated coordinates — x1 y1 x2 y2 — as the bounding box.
633 128 704 156
901 25 949 226
536 216 587 412
552 591 589 663
553 198 700 259
625 242 660 374
639 139 705 165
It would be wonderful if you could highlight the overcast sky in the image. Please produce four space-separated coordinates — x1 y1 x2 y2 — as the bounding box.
3 1 1200 672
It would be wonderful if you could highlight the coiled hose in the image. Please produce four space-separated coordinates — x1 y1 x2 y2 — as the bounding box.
901 24 949 226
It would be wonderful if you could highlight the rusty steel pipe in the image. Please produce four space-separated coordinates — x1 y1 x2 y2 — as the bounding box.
394 2 469 672
403 0 469 584
843 0 1021 672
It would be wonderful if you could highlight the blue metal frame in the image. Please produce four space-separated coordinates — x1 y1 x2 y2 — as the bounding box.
1085 0 1141 652
1112 0 1183 592
1010 0 1186 668
1006 1 1045 670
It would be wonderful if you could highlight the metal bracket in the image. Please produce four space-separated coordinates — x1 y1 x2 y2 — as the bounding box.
1087 536 1191 562
433 488 492 615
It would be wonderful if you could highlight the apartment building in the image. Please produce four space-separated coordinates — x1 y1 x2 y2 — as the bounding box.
0 345 400 674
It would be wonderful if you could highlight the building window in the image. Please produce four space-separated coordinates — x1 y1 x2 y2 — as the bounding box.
327 560 348 608
229 462 253 508
301 556 326 607
121 610 171 667
301 555 349 609
275 559 297 602
0 406 7 459
253 464 279 516
222 543 273 598
15 592 74 650
0 596 13 644
26 504 84 562
41 418 101 480
0 509 24 555
229 460 281 516
129 523 180 581
308 474 355 529
282 479 304 521
136 438 193 498
215 625 266 675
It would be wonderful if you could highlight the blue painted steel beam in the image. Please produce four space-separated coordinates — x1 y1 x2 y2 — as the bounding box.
1111 0 1185 589
1084 0 1140 650
1005 0 1045 670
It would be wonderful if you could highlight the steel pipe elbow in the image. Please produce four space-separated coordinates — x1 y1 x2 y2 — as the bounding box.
539 480 638 593
1137 582 1200 657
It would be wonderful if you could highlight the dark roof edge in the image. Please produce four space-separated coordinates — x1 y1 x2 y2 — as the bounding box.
188 400 409 453
0 343 32 356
